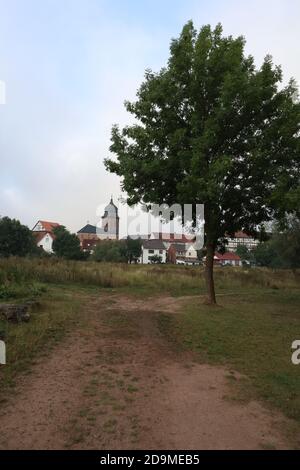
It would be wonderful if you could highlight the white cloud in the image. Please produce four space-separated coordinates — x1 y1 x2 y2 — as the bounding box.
190 0 300 84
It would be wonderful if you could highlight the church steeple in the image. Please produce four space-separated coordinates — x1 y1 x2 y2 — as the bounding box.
99 196 119 240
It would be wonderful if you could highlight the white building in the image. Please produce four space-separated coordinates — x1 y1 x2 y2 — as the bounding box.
184 243 199 265
34 232 55 253
98 197 119 240
32 220 60 254
140 239 167 264
226 231 259 252
168 242 200 265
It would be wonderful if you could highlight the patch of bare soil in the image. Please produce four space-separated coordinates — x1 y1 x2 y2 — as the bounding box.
0 293 293 449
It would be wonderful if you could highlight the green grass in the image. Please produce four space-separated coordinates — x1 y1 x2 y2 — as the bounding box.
0 257 299 296
0 282 47 302
0 285 84 391
158 288 300 423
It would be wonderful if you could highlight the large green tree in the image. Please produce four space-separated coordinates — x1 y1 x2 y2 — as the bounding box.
105 22 300 304
52 226 85 260
0 216 36 257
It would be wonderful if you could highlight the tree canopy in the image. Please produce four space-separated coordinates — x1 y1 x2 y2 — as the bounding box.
92 240 127 263
52 226 85 260
0 216 36 257
105 22 300 303
124 237 142 263
92 238 142 263
253 218 300 269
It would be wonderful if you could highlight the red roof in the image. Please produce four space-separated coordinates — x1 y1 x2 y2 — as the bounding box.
32 220 60 233
151 232 195 243
233 231 253 239
219 252 241 261
33 231 54 244
39 221 60 232
225 231 254 239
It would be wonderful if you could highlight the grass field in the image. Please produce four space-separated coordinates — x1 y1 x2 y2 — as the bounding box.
158 289 300 423
0 257 300 435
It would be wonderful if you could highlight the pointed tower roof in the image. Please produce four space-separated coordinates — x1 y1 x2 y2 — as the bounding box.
102 196 119 218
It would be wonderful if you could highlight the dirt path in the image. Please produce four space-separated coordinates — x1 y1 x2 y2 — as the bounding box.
0 293 292 449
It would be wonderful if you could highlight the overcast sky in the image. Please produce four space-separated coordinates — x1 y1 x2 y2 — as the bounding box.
0 0 299 235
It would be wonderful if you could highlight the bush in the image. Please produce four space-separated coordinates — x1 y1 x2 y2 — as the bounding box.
253 219 300 269
148 254 162 264
0 282 47 300
92 240 127 263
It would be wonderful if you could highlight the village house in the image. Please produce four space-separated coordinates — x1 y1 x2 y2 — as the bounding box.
139 239 167 264
168 243 200 265
168 243 186 264
32 220 60 253
204 252 242 267
220 252 242 266
226 231 259 252
77 224 99 252
185 243 200 265
134 231 197 265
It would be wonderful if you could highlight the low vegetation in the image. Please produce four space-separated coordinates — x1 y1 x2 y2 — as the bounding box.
0 283 84 391
1 257 299 294
159 289 300 424
92 238 141 264
237 218 300 269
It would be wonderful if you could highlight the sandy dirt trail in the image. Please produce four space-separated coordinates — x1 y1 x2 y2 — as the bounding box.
0 293 292 450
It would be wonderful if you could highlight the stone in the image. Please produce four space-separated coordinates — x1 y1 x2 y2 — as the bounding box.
0 303 31 323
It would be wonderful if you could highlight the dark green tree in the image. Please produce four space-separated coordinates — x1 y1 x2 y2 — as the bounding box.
254 218 300 269
0 216 36 257
92 238 141 263
277 218 300 269
235 245 254 264
105 22 300 304
253 240 278 267
92 240 127 263
124 237 142 264
52 226 85 260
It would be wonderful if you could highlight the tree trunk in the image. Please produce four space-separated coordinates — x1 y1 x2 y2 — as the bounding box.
205 242 217 305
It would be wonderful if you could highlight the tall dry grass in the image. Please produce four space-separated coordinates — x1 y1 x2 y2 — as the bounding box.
0 257 299 294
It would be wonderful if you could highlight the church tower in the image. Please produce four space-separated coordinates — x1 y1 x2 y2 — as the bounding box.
99 196 119 240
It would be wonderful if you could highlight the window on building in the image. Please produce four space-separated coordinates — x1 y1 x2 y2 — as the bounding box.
148 249 154 254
